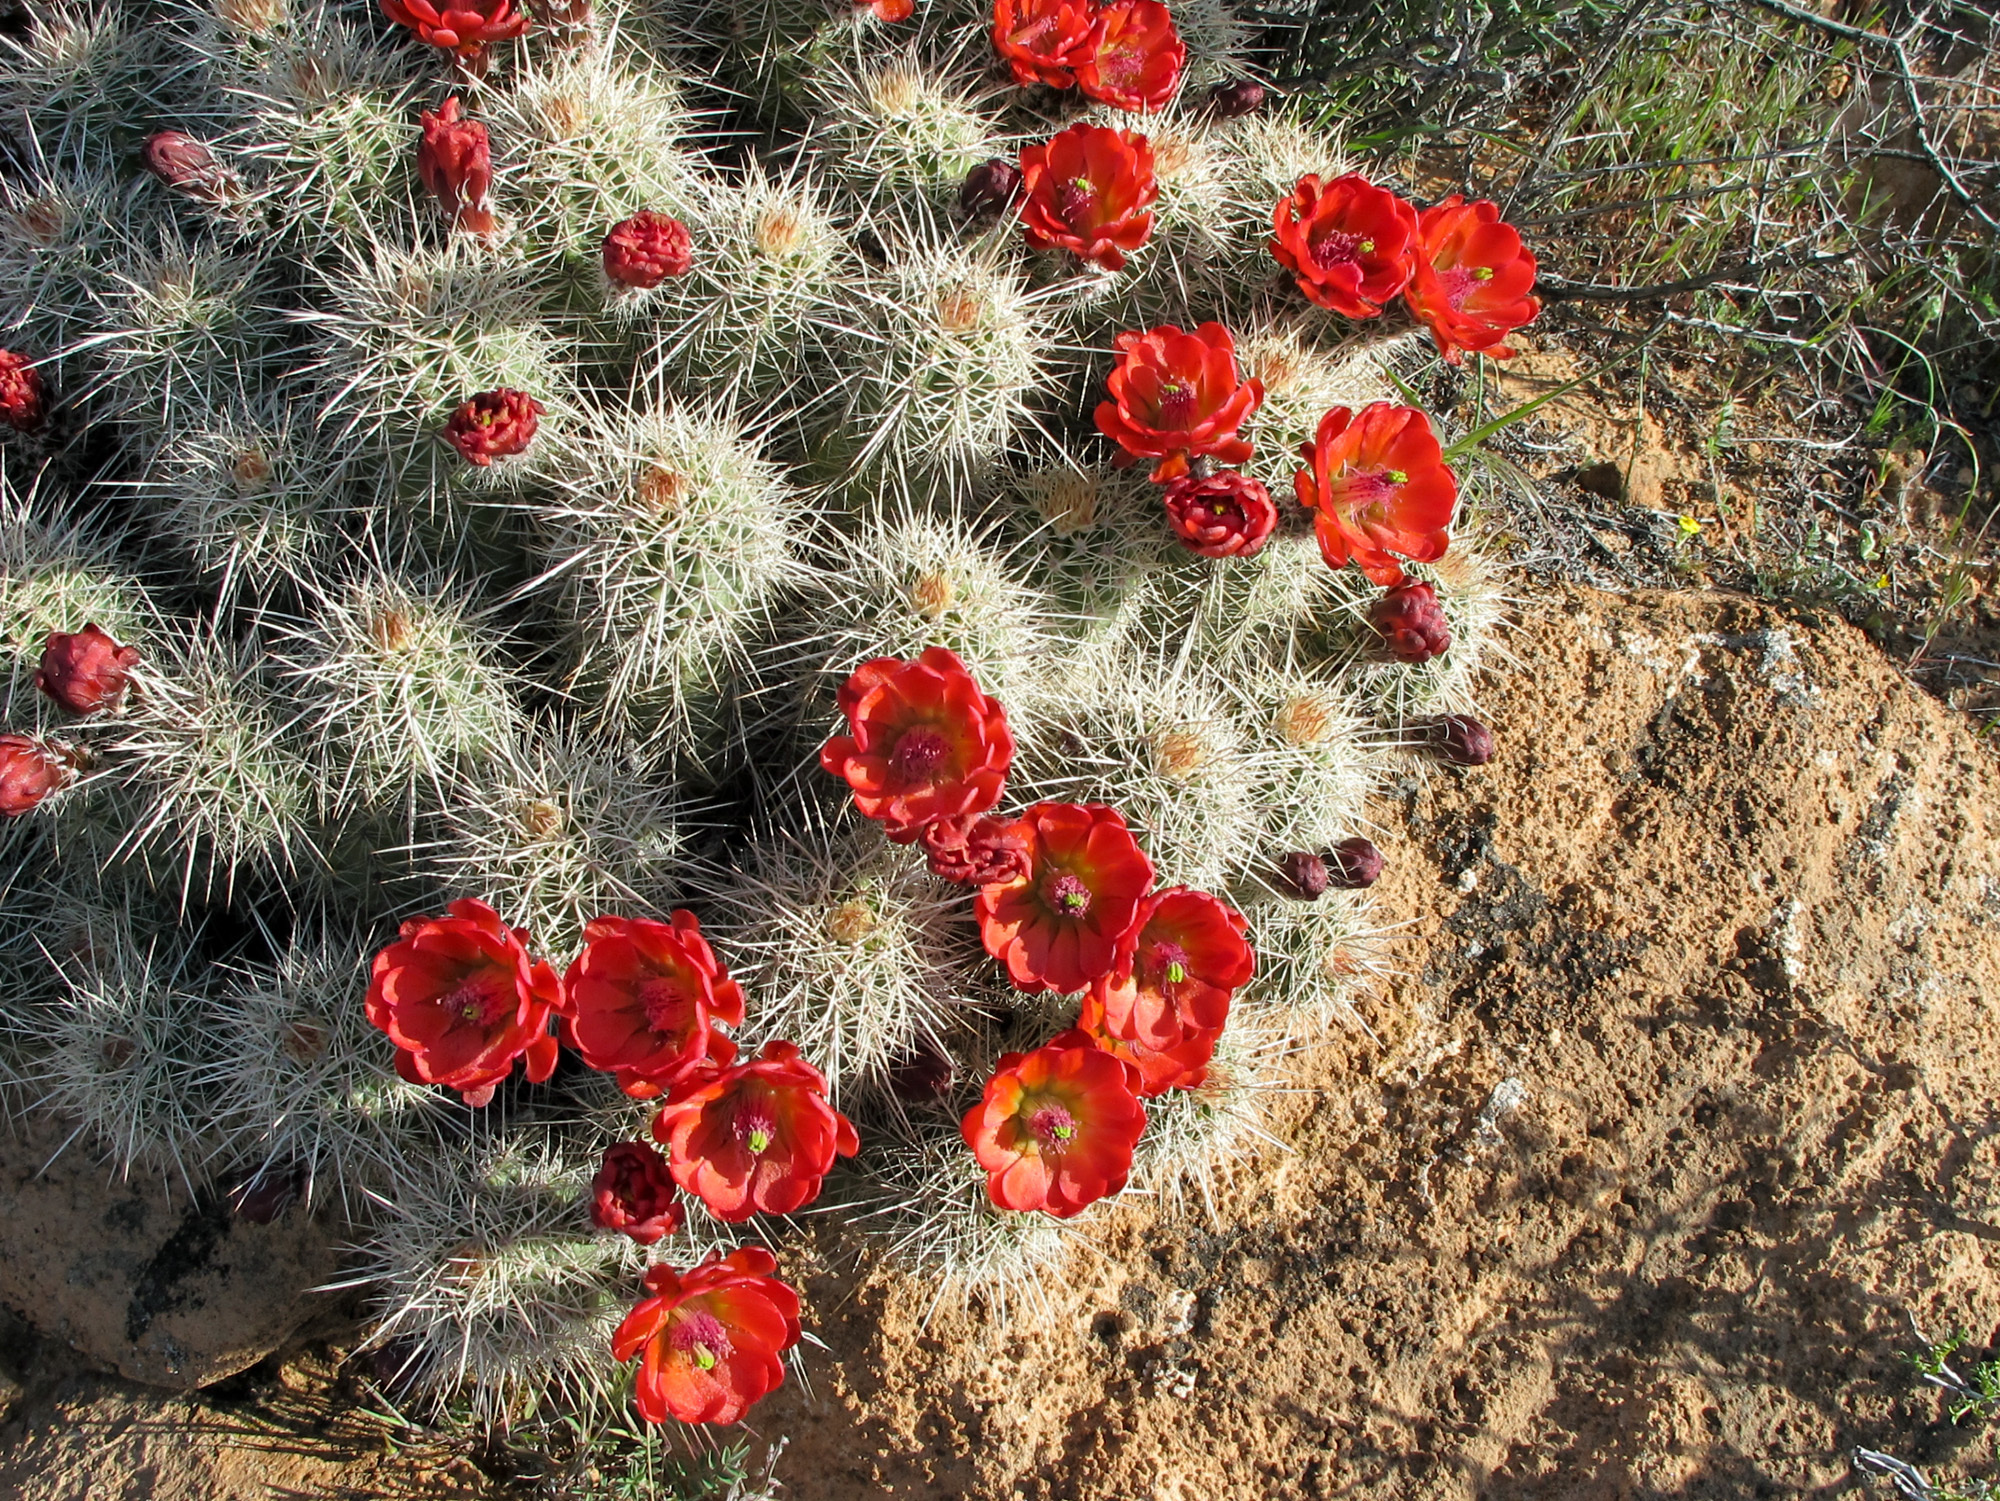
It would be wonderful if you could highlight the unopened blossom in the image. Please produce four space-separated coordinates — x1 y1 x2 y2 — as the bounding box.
602 211 693 288
1368 580 1452 662
442 388 543 465
0 349 46 432
0 735 77 817
1160 471 1278 558
418 97 498 237
591 1141 686 1245
142 131 234 202
35 624 140 716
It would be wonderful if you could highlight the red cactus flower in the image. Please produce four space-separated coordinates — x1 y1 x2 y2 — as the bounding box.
961 1028 1146 1217
1018 123 1158 273
1294 403 1456 586
442 387 543 466
612 1247 801 1425
1094 321 1264 483
1404 196 1541 362
1368 580 1452 662
819 647 1014 843
1075 0 1184 113
591 1141 686 1245
1081 886 1250 1095
1160 471 1277 558
418 97 497 237
563 912 747 1100
380 0 529 56
602 210 693 288
35 624 140 716
142 131 234 202
650 1040 859 1223
861 0 913 18
1270 173 1418 319
992 0 1095 88
974 802 1155 994
0 349 46 433
0 735 77 817
1075 988 1219 1095
919 812 1032 887
363 897 565 1108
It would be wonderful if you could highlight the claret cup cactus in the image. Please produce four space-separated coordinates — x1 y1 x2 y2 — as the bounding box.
0 0 1533 1444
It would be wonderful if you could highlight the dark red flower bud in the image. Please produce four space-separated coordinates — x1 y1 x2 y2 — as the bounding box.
417 97 497 237
0 734 77 817
35 623 140 716
442 387 543 465
231 1162 307 1223
1277 850 1328 900
591 1141 685 1246
920 813 1033 886
0 348 46 433
1326 836 1382 888
142 131 234 201
1206 78 1266 118
887 1036 956 1103
1368 581 1452 663
1160 470 1278 559
602 210 692 288
960 157 1023 220
1421 714 1494 766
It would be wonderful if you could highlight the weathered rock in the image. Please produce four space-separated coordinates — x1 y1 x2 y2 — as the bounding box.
0 1113 339 1390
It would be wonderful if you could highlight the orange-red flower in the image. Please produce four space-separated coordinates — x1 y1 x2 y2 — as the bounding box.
1294 403 1456 586
591 1141 686 1245
612 1247 801 1425
443 388 542 466
1075 989 1220 1095
0 734 76 817
919 812 1032 886
1403 196 1541 362
819 647 1014 843
418 97 497 237
1270 173 1418 318
0 349 45 432
363 897 564 1107
1079 886 1250 1095
563 912 746 1099
36 624 139 716
961 1028 1145 1217
1094 321 1263 483
992 0 1095 88
380 0 529 56
1018 124 1158 273
1076 0 1183 113
860 0 912 17
1160 471 1277 558
650 1040 859 1223
975 802 1154 994
602 210 692 288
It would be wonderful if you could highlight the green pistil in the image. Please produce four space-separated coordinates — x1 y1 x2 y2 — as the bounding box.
693 1344 717 1370
1358 239 1375 253
1473 266 1494 281
1387 469 1408 484
1052 1123 1075 1142
748 1128 771 1154
1166 960 1187 984
1062 891 1088 911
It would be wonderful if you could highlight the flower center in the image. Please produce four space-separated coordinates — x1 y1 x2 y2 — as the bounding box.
1044 871 1092 916
735 1107 778 1156
1309 229 1362 269
637 975 692 1036
1333 467 1405 516
1150 939 1190 988
442 972 516 1028
1439 264 1493 309
1102 42 1145 86
1058 176 1097 221
671 1311 734 1371
889 726 950 783
1028 1103 1077 1146
1155 381 1197 430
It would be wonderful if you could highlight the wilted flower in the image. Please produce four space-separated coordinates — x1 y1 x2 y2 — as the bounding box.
0 735 77 817
1294 403 1456 586
1421 713 1495 766
379 0 529 58
961 1028 1146 1216
1080 886 1250 1095
141 131 234 202
612 1247 802 1425
1368 580 1452 662
591 1141 686 1245
417 97 498 237
1160 470 1277 558
1326 836 1383 888
1094 321 1263 482
1075 0 1183 113
1404 196 1541 362
992 0 1095 88
563 912 746 1099
442 388 543 466
651 1040 859 1222
35 624 140 716
919 812 1033 886
960 157 1024 219
1270 174 1418 319
974 801 1155 994
0 349 46 433
363 897 565 1107
602 210 693 288
1018 123 1158 273
820 647 1014 842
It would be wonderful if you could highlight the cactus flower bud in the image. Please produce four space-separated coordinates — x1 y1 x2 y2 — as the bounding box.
142 131 234 201
1368 581 1452 663
1207 78 1266 118
1160 470 1278 558
590 1141 686 1245
417 97 498 237
35 624 140 716
1276 851 1328 900
0 349 46 432
1421 713 1494 766
602 210 693 288
960 157 1023 220
1326 836 1383 888
442 387 543 465
231 1163 307 1223
0 735 78 817
887 1036 956 1102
